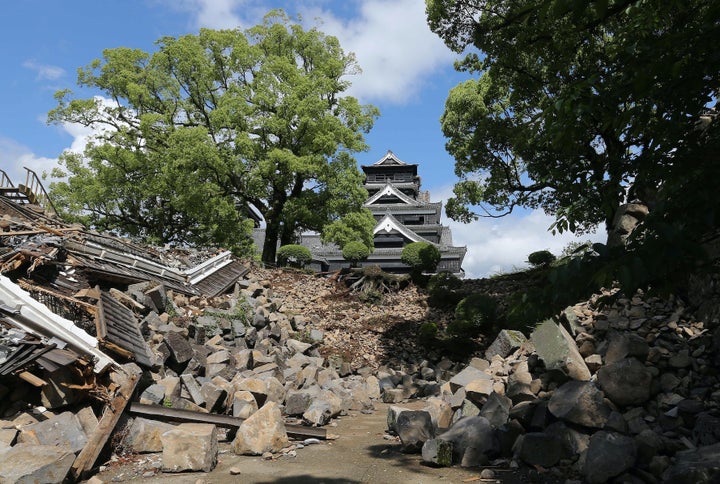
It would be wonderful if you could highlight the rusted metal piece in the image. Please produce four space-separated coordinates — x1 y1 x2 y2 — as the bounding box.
129 402 328 440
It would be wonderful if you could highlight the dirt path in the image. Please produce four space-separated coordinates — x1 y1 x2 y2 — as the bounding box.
92 403 515 484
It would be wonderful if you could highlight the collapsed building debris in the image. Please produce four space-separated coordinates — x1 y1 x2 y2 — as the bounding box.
0 171 256 481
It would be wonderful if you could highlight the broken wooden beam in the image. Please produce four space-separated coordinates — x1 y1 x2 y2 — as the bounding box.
18 371 47 387
129 402 328 440
69 363 141 481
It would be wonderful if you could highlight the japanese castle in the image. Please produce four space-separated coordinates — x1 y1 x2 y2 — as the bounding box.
301 150 466 276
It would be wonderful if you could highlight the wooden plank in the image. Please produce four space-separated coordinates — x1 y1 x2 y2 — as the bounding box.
69 363 141 481
18 371 47 387
128 402 328 440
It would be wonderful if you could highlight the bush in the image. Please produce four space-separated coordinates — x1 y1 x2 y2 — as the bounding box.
342 241 371 267
419 321 438 344
527 250 557 267
426 272 464 308
448 293 498 337
276 244 312 268
401 242 442 273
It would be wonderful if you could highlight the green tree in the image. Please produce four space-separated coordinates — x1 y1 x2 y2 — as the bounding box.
426 0 720 237
276 244 312 268
48 11 379 262
401 242 442 273
342 240 371 267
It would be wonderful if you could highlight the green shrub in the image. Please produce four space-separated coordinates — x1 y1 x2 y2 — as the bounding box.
342 241 371 267
401 242 441 272
420 321 438 341
448 293 497 337
527 250 557 267
426 272 464 308
277 244 312 268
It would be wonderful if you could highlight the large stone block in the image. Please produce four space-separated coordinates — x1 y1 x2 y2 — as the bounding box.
484 330 528 360
548 380 611 429
422 438 454 466
449 366 491 393
436 416 498 467
584 431 637 484
232 401 288 455
531 319 591 381
161 423 218 472
18 411 88 453
165 331 194 364
597 357 653 407
232 390 259 419
0 444 75 484
124 417 176 453
397 411 435 453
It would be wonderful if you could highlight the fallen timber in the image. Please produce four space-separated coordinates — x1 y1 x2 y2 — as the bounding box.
129 402 328 440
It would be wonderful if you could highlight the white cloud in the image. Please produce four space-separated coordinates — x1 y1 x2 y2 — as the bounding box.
22 60 66 81
301 0 456 103
0 137 59 185
430 184 605 279
158 0 248 29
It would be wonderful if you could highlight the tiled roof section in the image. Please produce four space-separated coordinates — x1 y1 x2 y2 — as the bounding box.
192 258 250 297
97 290 154 367
364 183 420 206
373 150 408 166
374 212 433 245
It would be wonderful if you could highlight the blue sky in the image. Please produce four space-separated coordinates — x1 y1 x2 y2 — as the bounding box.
0 0 601 278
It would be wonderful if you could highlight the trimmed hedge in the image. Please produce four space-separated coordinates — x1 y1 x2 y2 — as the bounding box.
401 242 441 273
342 241 371 267
277 244 312 268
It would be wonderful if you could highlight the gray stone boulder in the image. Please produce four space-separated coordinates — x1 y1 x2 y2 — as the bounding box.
531 319 591 381
232 401 288 455
516 432 564 467
548 380 611 429
583 431 637 484
232 390 259 419
284 389 318 416
139 383 166 405
479 392 512 429
663 442 720 484
544 421 590 458
161 423 218 472
435 416 499 467
421 438 454 467
605 331 650 364
0 444 75 484
484 330 527 360
164 331 194 364
423 397 453 430
387 405 411 433
597 357 653 407
18 411 88 453
449 366 491 393
396 410 435 453
123 417 176 453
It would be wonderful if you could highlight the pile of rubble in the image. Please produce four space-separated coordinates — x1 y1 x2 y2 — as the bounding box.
2 188 720 482
383 289 720 483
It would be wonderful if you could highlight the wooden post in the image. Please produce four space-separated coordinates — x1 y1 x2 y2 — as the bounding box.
69 363 141 481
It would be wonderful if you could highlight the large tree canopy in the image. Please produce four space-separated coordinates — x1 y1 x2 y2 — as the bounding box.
427 0 720 236
49 11 379 262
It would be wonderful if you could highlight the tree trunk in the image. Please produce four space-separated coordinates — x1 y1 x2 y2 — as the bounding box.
262 220 280 264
